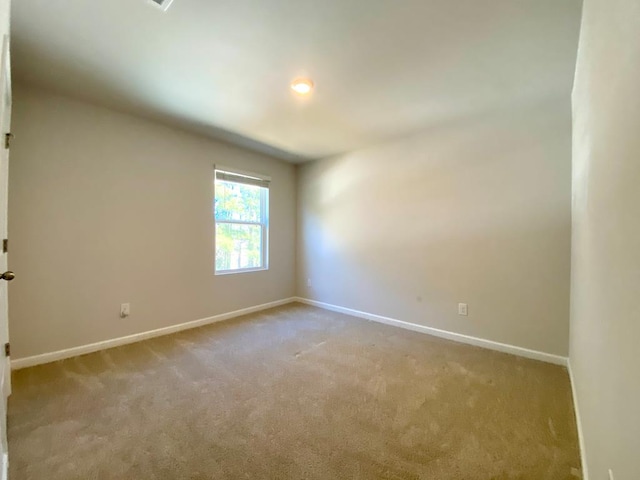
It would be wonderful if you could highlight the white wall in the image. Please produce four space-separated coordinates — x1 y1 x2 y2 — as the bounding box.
8 85 296 359
297 99 572 356
570 0 640 478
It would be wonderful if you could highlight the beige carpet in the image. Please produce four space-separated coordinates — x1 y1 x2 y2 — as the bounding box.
8 303 581 479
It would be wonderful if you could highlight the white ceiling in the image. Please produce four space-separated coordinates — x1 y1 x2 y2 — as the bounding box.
11 0 582 162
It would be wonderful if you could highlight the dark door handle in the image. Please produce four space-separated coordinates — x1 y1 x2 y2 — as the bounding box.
0 271 15 281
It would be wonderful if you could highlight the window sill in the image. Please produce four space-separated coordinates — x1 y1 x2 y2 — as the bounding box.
215 267 269 276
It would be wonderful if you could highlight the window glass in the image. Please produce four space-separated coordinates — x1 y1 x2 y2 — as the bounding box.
214 170 269 274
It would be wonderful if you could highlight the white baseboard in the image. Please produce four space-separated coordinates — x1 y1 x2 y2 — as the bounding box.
11 297 297 370
294 297 568 366
568 360 589 480
11 294 568 368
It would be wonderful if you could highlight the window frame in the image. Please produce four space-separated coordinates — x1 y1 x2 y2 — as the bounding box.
213 166 270 275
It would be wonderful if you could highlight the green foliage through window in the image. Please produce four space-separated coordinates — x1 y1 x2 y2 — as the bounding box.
214 175 268 273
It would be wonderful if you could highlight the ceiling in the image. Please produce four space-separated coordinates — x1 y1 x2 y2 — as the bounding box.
11 0 582 162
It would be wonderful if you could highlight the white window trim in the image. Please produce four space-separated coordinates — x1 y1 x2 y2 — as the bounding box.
214 166 270 275
214 164 271 182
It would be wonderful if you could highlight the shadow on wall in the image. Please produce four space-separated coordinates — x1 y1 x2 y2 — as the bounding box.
298 96 572 356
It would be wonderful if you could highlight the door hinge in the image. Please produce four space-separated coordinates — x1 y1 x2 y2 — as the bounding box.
2 239 7 253
4 343 9 357
4 132 13 149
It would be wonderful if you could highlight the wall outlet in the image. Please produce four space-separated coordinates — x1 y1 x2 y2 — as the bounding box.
609 469 614 480
458 303 468 316
307 278 312 288
120 303 130 318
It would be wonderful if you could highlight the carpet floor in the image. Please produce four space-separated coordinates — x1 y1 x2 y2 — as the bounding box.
8 303 581 479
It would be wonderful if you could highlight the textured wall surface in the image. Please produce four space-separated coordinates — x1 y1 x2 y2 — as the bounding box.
8 85 296 358
570 0 640 477
298 100 573 356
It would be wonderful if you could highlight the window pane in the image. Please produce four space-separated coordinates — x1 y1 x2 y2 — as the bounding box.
215 223 263 271
215 180 263 223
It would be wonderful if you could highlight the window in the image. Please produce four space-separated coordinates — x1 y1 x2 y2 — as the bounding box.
214 168 269 274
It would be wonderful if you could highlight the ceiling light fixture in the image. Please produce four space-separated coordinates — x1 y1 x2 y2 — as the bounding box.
291 78 314 95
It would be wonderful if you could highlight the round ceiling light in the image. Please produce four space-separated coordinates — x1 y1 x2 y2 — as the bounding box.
291 78 314 95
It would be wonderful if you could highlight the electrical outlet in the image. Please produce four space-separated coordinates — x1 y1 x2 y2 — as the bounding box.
307 278 312 288
458 303 468 316
120 303 130 318
609 469 614 480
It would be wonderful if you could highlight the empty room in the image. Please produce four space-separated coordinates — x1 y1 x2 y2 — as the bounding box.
0 0 637 478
